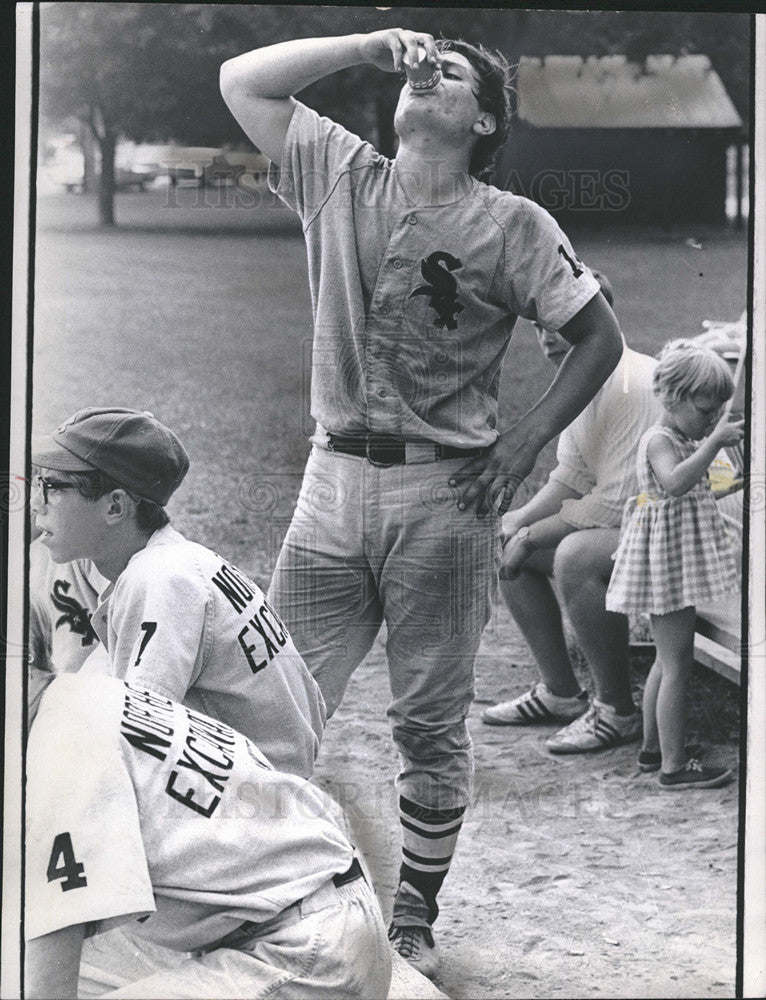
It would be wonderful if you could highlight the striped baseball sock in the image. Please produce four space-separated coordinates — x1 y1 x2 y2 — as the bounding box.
398 795 466 921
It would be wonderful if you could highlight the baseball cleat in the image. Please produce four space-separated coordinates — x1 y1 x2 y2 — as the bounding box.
389 881 439 980
389 924 439 980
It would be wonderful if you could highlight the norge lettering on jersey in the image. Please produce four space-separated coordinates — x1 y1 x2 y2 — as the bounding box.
120 684 258 819
211 560 289 674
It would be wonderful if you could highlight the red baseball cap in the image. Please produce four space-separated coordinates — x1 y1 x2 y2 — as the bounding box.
32 407 189 505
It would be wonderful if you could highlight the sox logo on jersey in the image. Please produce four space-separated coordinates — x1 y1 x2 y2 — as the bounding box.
51 579 98 647
410 251 465 330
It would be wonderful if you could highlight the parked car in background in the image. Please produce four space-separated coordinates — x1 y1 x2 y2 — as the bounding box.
115 164 159 191
40 135 269 194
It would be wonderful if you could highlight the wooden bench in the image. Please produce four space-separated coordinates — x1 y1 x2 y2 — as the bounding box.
693 458 745 685
694 594 742 685
690 319 746 685
630 463 744 686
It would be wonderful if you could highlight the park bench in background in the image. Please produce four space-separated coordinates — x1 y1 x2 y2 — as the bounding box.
693 484 743 686
630 488 743 687
692 312 746 685
694 593 741 685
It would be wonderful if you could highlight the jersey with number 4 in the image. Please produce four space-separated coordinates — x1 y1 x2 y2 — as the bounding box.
25 673 352 949
86 525 325 778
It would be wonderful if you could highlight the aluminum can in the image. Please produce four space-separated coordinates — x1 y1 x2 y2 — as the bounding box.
403 46 441 90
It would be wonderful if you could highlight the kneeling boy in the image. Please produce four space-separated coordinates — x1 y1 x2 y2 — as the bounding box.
25 671 392 1000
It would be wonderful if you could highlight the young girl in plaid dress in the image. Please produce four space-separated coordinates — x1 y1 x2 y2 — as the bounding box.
606 340 744 789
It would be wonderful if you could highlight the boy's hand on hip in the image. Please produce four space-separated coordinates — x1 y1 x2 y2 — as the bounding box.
449 431 539 518
358 29 439 73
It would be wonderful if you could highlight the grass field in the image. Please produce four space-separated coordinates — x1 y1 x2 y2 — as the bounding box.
33 189 749 574
31 188 747 742
27 187 747 997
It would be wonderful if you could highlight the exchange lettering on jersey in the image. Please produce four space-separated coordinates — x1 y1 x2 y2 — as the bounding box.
211 560 289 674
120 684 237 819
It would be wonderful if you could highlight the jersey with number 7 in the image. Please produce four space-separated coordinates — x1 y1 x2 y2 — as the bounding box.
83 524 325 779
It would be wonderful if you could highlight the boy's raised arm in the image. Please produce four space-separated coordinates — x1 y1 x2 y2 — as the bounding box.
219 29 439 163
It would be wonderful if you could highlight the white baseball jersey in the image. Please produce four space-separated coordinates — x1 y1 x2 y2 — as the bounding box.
86 525 325 778
269 101 601 448
26 673 353 950
28 537 108 674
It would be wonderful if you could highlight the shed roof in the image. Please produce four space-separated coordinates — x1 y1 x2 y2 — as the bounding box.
517 54 742 129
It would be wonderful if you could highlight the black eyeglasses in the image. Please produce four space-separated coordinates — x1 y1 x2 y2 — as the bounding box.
33 475 78 505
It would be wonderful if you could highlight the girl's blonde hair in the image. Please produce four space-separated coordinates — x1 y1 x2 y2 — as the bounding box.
653 339 734 408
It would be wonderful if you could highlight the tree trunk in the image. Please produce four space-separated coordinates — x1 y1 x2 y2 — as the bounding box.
97 131 116 227
79 120 97 194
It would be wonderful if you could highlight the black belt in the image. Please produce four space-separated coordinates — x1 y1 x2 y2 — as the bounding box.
327 433 484 467
331 855 364 888
195 858 364 955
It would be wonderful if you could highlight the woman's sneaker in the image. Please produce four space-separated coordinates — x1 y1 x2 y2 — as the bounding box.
659 758 733 790
481 683 588 726
637 742 703 772
546 699 642 754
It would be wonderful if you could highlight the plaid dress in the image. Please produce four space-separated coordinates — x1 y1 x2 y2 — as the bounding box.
605 424 739 616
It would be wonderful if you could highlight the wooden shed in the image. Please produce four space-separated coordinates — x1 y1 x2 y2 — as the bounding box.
497 54 746 225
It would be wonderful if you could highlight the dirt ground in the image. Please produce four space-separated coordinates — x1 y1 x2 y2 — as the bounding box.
28 196 745 999
312 603 740 1000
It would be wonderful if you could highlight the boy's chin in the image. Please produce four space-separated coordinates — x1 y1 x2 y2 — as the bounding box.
43 541 79 564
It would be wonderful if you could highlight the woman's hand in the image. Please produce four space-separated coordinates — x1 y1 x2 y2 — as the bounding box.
500 526 534 580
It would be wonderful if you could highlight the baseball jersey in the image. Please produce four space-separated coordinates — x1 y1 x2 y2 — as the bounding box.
269 101 601 448
28 537 108 673
550 347 660 529
86 525 325 779
25 673 353 950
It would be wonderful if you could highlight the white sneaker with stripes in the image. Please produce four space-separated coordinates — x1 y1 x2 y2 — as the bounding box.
546 699 642 754
481 682 589 726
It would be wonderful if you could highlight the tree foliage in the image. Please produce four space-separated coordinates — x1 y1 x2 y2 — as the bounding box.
39 3 750 226
40 2 251 222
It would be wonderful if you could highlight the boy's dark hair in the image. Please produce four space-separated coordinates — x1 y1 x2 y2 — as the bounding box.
437 38 514 183
67 469 170 531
